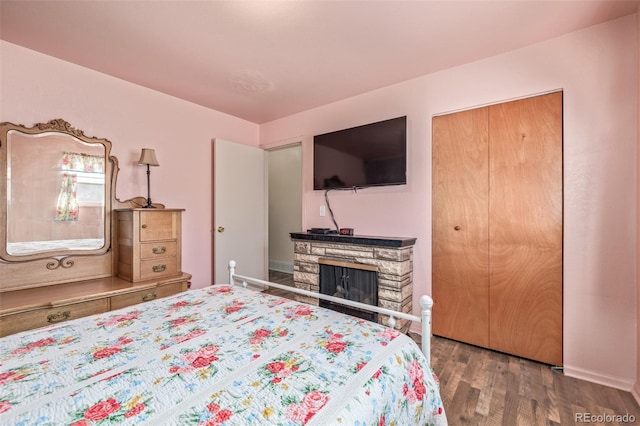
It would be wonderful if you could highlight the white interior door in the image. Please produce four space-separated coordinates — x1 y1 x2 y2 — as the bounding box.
213 139 266 283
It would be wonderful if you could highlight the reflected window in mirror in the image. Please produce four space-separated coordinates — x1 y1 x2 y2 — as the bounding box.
75 171 105 205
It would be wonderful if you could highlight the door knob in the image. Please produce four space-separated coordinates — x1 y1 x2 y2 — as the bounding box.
217 226 225 233
454 225 461 231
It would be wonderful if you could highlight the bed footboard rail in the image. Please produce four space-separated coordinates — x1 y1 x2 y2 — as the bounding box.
228 260 433 364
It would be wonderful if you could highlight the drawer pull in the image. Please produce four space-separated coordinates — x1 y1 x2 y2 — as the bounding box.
47 311 71 323
142 292 157 302
152 246 167 255
152 264 167 273
141 224 148 228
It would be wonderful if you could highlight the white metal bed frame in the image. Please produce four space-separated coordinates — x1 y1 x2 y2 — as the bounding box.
228 260 434 365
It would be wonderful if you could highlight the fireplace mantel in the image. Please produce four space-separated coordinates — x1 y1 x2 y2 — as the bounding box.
289 232 416 248
290 232 416 331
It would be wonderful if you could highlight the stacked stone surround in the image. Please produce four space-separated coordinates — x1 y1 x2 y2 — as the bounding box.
290 233 415 331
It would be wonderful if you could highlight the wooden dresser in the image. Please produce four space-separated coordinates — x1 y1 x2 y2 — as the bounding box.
115 208 184 282
0 119 192 337
0 208 190 337
0 273 190 337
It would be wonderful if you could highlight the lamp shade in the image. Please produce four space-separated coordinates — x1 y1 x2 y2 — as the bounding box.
138 148 159 166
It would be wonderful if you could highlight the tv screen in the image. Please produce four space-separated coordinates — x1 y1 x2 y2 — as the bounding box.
313 116 407 190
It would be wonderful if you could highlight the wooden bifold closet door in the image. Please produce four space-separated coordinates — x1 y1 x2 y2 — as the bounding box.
432 92 563 366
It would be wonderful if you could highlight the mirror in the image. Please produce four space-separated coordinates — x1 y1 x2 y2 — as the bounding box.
0 119 113 261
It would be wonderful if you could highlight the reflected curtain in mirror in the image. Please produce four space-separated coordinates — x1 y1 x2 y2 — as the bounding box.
60 151 105 173
55 172 78 221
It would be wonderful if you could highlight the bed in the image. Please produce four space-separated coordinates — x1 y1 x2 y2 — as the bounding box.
0 262 447 425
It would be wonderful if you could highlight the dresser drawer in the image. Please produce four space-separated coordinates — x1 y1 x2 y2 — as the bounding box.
139 257 178 280
140 241 178 259
110 281 186 310
0 298 109 337
140 210 179 241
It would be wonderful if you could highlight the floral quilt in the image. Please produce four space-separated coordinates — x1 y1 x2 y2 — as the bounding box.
0 284 447 425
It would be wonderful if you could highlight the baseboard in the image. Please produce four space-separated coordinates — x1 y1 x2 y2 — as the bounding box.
269 260 293 274
563 365 634 392
633 382 640 406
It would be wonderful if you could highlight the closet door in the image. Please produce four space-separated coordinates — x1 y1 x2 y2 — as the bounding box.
432 107 490 348
488 92 563 366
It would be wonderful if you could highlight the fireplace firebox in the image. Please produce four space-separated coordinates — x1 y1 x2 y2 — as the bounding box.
319 260 378 322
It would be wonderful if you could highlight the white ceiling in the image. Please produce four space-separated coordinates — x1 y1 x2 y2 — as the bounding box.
1 1 638 124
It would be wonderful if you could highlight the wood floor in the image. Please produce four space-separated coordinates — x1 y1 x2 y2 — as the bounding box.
429 336 640 425
268 271 640 425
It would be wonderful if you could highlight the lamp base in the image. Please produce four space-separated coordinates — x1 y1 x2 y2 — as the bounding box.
142 197 156 208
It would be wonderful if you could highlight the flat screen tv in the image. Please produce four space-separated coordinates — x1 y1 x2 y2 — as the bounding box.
313 116 407 190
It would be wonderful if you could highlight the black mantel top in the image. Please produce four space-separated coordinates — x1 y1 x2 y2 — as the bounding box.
290 232 416 248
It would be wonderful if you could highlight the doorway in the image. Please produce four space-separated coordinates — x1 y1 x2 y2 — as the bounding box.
267 143 302 277
212 140 302 284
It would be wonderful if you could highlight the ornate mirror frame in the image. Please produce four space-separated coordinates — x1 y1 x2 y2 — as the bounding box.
0 119 114 264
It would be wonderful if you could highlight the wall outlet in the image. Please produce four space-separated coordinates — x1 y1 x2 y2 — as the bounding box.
319 205 326 217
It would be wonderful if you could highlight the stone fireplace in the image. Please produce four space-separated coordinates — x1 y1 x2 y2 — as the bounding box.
290 232 416 331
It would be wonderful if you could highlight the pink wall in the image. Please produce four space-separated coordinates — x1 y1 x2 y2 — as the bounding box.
261 15 638 390
633 4 640 404
0 41 260 289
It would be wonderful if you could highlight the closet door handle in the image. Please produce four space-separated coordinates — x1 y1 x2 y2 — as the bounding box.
454 225 461 231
